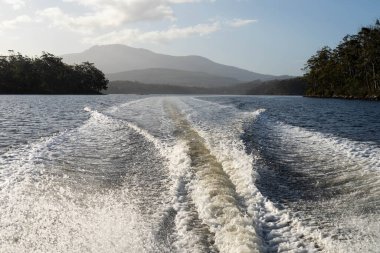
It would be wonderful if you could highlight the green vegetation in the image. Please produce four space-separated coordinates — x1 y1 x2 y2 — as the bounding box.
243 77 307 95
106 77 306 95
303 20 380 99
0 52 108 94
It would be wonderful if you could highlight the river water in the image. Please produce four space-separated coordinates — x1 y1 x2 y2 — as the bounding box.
0 95 379 253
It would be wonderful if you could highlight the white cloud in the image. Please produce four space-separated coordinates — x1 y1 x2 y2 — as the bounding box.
37 0 214 33
64 0 174 22
0 15 32 30
83 21 220 44
0 1 256 49
36 7 97 34
81 15 257 45
1 0 26 10
227 18 257 27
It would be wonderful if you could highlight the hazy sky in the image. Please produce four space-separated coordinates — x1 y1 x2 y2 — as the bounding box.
0 0 379 75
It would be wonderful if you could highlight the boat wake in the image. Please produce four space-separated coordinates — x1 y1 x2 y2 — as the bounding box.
0 96 378 252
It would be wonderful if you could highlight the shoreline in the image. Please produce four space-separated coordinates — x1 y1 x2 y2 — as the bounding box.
304 95 380 101
0 92 105 95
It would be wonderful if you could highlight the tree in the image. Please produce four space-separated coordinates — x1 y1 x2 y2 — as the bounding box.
0 52 108 94
303 20 380 99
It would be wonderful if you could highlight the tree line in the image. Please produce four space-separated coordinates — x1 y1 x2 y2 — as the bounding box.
303 20 380 99
106 77 307 95
0 52 108 94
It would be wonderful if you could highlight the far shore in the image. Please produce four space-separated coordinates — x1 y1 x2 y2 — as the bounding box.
304 95 380 101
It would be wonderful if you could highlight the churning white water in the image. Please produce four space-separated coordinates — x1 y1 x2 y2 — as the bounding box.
0 95 379 253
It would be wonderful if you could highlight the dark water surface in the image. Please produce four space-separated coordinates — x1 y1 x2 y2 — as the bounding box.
0 95 379 253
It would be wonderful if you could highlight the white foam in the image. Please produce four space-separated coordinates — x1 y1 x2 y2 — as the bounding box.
0 107 117 191
3 96 378 252
273 121 380 172
0 175 157 253
0 130 70 190
237 111 380 252
177 97 323 252
1 104 172 253
168 141 218 253
92 98 215 252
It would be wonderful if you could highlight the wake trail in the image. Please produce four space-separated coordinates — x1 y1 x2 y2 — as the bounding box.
5 96 373 252
165 102 262 253
173 97 326 252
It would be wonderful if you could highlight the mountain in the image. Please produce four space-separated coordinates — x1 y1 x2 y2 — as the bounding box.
106 68 240 88
62 44 289 83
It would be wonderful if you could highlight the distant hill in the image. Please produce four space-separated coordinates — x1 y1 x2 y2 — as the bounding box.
106 68 240 88
106 81 212 94
106 77 307 95
243 77 307 95
62 44 290 84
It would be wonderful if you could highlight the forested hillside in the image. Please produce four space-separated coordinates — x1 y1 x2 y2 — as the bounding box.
106 77 306 95
304 20 380 99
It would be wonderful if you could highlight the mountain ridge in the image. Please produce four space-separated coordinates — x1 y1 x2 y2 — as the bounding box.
62 44 291 84
106 68 240 88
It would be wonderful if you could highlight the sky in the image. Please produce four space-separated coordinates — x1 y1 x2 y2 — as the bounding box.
0 0 379 76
